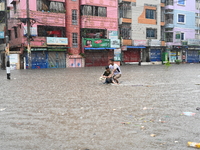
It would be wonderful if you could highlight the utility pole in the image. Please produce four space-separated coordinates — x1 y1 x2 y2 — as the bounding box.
5 0 10 79
26 0 31 69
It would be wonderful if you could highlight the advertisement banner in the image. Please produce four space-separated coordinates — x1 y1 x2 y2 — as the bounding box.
121 46 127 51
114 49 121 61
110 39 120 48
108 31 118 39
47 37 68 45
133 40 147 46
149 40 161 46
187 39 200 46
0 31 4 39
83 38 110 48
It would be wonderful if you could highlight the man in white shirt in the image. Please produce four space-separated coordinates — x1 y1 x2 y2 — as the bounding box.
108 59 121 84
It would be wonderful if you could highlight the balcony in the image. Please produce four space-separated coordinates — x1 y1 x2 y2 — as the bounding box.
166 38 173 42
161 22 165 26
122 39 132 46
165 19 174 28
165 0 173 6
119 18 132 24
165 9 174 14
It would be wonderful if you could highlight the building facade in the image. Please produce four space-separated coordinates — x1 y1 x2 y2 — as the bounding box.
2 0 200 70
119 0 166 65
5 0 67 69
80 0 119 67
165 0 200 63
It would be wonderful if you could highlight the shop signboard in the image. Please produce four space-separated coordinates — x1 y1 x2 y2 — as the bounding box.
121 46 127 51
187 39 200 46
83 38 110 48
0 31 4 39
10 54 19 70
114 49 121 61
108 31 118 39
110 39 120 48
0 2 5 11
149 40 161 46
47 37 68 45
133 40 147 46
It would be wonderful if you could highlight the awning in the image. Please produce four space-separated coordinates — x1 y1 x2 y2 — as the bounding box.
127 46 146 48
84 48 115 50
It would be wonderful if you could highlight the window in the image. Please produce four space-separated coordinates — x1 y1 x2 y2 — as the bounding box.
37 0 65 13
181 33 184 40
37 26 65 37
178 14 185 23
119 3 131 18
178 0 185 5
166 0 173 5
146 9 156 19
72 10 77 25
14 27 18 38
120 25 131 39
146 28 157 39
81 29 106 38
81 5 107 17
72 33 78 47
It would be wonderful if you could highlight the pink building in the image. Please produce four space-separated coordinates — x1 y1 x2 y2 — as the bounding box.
80 0 119 67
7 0 67 69
5 0 119 69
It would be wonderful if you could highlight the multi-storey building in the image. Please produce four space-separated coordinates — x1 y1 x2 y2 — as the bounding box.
119 0 166 65
80 0 119 67
165 0 200 63
5 0 67 69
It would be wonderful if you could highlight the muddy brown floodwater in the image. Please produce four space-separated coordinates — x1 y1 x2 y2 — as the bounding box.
1 64 200 150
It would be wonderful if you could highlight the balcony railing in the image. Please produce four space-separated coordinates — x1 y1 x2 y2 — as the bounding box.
122 39 132 46
166 38 173 42
165 0 173 6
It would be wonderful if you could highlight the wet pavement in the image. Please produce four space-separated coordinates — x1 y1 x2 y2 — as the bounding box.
1 64 200 150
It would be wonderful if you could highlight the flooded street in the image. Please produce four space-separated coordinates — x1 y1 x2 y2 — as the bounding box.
1 64 200 150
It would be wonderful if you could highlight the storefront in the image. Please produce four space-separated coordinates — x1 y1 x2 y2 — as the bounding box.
186 40 200 63
83 38 114 67
84 48 114 67
187 48 199 63
150 49 161 61
25 48 67 69
123 46 146 63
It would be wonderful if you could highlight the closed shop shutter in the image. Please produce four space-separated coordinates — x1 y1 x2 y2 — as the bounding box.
85 50 109 67
48 52 66 68
123 49 140 62
29 52 48 69
150 49 161 61
187 51 199 63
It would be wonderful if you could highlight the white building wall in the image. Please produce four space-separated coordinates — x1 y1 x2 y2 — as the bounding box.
131 0 162 41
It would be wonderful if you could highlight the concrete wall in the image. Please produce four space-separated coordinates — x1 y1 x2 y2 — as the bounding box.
81 0 118 31
131 0 162 41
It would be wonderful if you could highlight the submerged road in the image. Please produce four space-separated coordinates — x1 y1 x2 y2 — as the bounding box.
0 64 200 150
